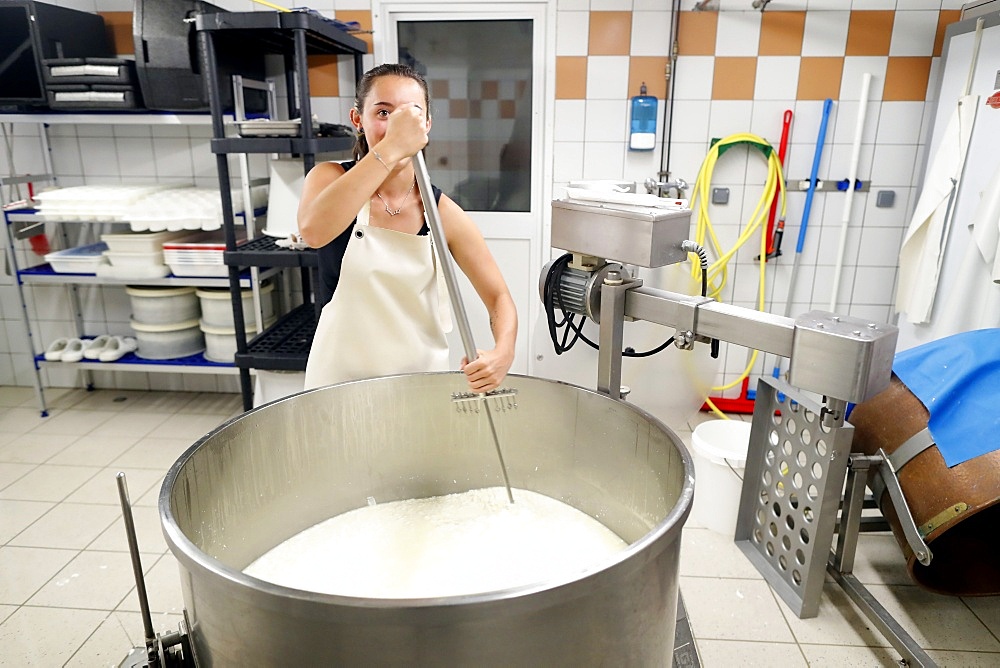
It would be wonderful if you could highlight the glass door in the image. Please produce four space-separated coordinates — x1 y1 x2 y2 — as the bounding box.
378 3 550 374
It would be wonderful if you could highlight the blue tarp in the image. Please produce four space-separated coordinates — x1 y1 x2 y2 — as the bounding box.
892 328 1000 467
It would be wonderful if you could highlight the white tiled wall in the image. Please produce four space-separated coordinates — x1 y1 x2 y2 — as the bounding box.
0 0 971 402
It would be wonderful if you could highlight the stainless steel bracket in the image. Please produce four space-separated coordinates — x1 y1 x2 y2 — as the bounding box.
597 275 642 399
867 449 933 565
827 455 937 667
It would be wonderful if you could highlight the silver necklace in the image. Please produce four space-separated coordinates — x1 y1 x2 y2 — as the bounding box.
376 179 416 216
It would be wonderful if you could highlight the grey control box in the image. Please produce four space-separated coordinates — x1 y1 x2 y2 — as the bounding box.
551 198 692 268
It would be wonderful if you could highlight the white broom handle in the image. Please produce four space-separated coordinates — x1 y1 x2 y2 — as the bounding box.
830 72 872 312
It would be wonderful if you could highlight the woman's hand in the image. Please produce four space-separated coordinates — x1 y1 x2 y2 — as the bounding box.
460 348 514 393
374 103 429 164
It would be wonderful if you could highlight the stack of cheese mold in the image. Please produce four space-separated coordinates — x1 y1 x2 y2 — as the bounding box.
126 286 204 359
196 283 275 362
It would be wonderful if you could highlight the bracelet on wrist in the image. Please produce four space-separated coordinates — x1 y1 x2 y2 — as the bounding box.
372 150 391 173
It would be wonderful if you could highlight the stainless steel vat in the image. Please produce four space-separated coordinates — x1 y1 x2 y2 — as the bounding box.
160 372 693 666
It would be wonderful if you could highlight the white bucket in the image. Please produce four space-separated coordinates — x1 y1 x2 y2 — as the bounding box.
690 419 751 536
253 370 305 407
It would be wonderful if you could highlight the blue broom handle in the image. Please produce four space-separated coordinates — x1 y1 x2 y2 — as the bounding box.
795 98 833 254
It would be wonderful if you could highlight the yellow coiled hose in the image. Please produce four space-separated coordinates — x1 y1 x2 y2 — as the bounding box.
688 134 786 417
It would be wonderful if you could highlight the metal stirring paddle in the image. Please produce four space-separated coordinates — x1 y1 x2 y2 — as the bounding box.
413 150 515 503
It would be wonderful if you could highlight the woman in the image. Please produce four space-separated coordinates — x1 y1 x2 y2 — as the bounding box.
298 64 517 393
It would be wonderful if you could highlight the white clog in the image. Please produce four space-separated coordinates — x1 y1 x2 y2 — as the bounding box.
82 335 113 360
99 336 138 362
59 338 86 363
44 338 71 361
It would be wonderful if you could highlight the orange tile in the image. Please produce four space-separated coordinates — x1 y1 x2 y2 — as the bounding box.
846 10 893 56
677 11 717 56
431 79 449 99
934 10 962 57
759 11 805 56
797 57 844 100
590 11 633 56
884 57 932 102
629 57 669 99
308 55 340 97
712 57 757 100
500 100 516 119
556 56 588 100
99 11 134 56
450 99 468 119
335 10 373 54
481 80 499 100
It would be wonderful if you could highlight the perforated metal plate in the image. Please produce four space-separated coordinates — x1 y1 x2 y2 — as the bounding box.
734 377 854 618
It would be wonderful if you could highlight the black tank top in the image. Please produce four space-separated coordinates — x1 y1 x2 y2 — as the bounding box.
315 160 440 308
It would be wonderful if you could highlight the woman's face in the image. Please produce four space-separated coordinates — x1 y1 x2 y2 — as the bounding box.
353 75 430 144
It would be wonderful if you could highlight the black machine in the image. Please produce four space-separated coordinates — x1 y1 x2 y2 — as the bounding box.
133 0 266 112
0 0 113 110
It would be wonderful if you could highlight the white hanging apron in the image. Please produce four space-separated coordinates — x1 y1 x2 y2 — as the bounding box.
304 201 451 389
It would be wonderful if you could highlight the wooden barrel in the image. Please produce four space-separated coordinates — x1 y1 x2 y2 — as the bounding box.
849 374 1000 596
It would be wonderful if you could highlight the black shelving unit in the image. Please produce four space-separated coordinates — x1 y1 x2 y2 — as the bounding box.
195 9 366 410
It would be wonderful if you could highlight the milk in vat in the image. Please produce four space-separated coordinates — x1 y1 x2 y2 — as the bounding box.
244 487 628 598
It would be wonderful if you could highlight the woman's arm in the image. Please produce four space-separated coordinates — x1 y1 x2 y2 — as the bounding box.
297 104 428 248
296 156 383 248
439 194 518 392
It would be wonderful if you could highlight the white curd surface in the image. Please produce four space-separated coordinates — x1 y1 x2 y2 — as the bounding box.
244 487 628 598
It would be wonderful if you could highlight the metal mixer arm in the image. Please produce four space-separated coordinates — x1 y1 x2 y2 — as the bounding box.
592 275 897 421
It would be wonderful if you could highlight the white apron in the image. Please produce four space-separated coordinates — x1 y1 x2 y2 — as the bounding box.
304 201 451 389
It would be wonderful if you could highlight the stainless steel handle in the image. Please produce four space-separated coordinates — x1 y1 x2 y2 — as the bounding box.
413 150 478 362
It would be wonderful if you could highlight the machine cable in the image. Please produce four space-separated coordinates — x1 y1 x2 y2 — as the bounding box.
543 241 715 358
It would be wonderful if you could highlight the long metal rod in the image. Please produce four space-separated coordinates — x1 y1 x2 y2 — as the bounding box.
413 151 514 503
116 472 159 667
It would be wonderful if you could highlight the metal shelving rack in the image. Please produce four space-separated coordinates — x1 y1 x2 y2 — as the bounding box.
195 9 366 410
2 202 277 416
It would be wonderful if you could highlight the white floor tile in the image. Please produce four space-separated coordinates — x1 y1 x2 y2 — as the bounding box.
0 546 77 604
0 406 48 435
0 386 36 407
965 596 1000 637
30 408 117 436
26 550 139 611
65 611 183 668
0 499 54 544
845 531 914 587
89 504 168 555
117 553 186 616
780 581 891 647
681 575 796 643
925 649 1000 667
0 432 71 464
0 604 18 624
133 476 166 507
112 437 200 471
7 502 120 550
65 467 163 506
117 390 200 413
0 461 35 491
696 639 807 666
145 412 231 442
862 584 1000 653
0 606 108 667
45 434 142 468
0 463 102 502
799 643 909 666
86 411 172 439
680 526 759 578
